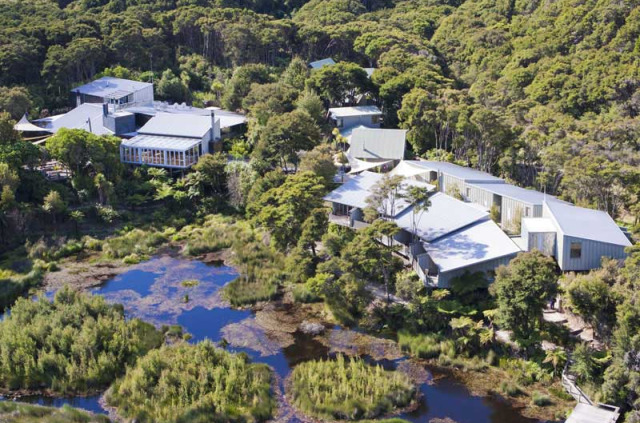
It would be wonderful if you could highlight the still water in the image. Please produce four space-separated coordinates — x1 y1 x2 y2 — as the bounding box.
11 256 539 422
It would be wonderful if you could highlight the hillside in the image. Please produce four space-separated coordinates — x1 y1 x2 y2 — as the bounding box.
0 0 638 219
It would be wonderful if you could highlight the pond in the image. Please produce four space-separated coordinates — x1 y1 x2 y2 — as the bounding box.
8 256 541 423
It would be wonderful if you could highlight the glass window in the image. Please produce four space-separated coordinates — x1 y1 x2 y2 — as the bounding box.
336 118 343 128
570 242 582 259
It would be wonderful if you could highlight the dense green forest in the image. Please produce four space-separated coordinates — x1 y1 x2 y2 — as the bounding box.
0 0 638 220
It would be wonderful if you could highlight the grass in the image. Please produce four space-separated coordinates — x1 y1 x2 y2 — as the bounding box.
102 228 170 259
397 332 456 360
288 355 416 420
180 215 238 256
500 381 523 397
532 391 553 407
0 401 110 423
106 341 275 423
180 279 200 288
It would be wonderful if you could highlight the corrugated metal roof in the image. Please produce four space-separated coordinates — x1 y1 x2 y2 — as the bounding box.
469 181 562 205
138 112 213 139
323 171 434 216
328 105 382 118
405 160 504 183
71 77 152 99
126 103 246 129
34 104 112 135
363 68 375 77
522 218 556 233
425 219 521 273
309 58 336 69
349 127 407 160
14 114 48 132
395 193 489 242
545 201 631 246
122 135 201 151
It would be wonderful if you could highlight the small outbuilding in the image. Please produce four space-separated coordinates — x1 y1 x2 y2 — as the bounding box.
309 58 336 69
328 106 382 132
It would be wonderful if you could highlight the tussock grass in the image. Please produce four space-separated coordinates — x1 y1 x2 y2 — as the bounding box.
107 341 275 423
0 401 110 422
289 355 416 420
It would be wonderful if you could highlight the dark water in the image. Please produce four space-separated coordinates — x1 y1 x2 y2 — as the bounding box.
9 256 539 422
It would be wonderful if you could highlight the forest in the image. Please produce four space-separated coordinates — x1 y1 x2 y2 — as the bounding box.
0 0 639 422
0 0 638 220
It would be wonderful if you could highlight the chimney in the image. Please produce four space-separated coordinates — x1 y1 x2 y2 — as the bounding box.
210 110 216 142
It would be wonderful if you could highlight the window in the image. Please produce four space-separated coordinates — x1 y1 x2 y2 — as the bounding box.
371 115 380 125
570 242 582 259
336 118 343 128
525 207 530 217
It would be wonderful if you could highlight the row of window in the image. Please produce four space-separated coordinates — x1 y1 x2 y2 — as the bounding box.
121 146 201 168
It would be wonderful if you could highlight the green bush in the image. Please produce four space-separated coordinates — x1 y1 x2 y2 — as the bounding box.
532 391 553 407
0 267 43 311
102 228 168 259
181 215 238 256
122 253 145 264
500 381 522 397
289 355 416 420
398 332 455 360
107 341 275 423
292 283 321 303
0 286 163 393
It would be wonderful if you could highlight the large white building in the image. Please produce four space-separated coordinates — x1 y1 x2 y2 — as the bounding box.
325 160 632 287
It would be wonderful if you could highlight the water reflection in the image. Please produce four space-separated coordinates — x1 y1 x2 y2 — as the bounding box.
9 256 539 422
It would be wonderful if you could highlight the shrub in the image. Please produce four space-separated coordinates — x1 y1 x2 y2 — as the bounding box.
500 381 522 397
107 341 274 423
532 392 552 407
102 228 168 259
0 401 110 423
122 253 145 264
0 267 43 312
398 332 456 360
0 286 163 394
289 355 416 420
292 284 321 303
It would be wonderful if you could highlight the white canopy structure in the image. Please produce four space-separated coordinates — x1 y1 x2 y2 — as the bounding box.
14 114 47 132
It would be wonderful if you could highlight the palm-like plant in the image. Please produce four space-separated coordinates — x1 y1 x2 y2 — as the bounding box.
544 347 568 377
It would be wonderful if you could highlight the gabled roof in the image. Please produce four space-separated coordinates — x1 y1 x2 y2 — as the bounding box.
138 112 215 139
425 219 521 273
125 103 246 129
404 160 504 183
468 181 564 205
71 77 152 99
323 171 434 217
34 104 112 136
544 201 631 247
349 127 406 161
363 68 375 78
328 105 382 118
122 135 201 151
309 58 336 69
395 193 489 242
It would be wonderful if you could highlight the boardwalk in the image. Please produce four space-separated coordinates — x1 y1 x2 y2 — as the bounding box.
562 361 620 423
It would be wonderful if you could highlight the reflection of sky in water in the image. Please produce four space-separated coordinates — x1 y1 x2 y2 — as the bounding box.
6 256 540 423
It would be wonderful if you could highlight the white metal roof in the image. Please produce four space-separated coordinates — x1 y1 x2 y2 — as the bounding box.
328 105 382 118
545 201 631 247
388 161 437 178
425 219 521 273
395 193 489 242
404 160 504 183
71 77 152 99
138 112 214 139
309 58 336 69
349 127 407 161
363 68 375 78
323 171 434 216
128 103 246 129
522 217 557 233
122 135 201 151
34 104 112 136
469 181 561 205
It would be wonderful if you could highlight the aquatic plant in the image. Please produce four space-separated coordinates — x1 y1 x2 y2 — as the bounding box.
288 354 416 420
398 331 456 360
101 228 169 259
107 341 274 423
180 279 200 287
0 286 163 394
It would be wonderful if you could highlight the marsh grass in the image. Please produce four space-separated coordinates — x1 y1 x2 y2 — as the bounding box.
102 228 170 259
107 341 275 423
289 355 416 420
181 279 200 288
0 401 110 423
